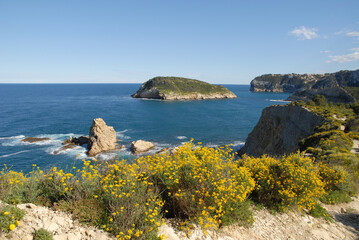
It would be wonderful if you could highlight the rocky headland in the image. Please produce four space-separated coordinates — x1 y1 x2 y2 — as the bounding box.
131 76 237 100
238 104 326 157
250 69 359 103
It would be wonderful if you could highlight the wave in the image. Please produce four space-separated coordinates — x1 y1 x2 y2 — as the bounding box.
0 150 30 158
0 135 25 140
176 136 187 140
116 130 131 140
1 133 82 147
268 99 291 103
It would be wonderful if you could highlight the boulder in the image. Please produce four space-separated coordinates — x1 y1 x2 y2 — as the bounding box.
22 137 50 143
53 144 76 155
87 118 117 156
131 140 154 154
73 136 90 146
62 136 90 146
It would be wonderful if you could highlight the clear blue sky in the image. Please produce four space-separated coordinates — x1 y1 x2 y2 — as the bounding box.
0 0 358 84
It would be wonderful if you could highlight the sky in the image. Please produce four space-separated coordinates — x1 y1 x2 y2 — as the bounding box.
0 0 358 84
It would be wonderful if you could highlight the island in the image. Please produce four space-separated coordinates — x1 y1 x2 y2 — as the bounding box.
131 76 237 100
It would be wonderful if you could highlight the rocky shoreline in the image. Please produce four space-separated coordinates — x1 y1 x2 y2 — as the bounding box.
22 118 157 158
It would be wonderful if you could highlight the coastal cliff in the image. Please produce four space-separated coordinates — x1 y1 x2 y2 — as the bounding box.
132 76 237 100
287 87 356 103
238 105 326 157
250 69 359 93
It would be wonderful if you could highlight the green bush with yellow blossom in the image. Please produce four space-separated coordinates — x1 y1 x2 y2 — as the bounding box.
0 205 24 233
0 140 356 239
239 153 325 211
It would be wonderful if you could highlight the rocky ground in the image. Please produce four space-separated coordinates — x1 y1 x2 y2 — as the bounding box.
1 197 359 240
3 203 115 240
159 196 359 240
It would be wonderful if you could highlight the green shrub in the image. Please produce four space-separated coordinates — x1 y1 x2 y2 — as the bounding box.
309 203 332 221
32 228 53 240
0 205 24 233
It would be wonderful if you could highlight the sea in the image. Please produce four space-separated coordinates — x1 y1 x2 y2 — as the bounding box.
0 84 290 173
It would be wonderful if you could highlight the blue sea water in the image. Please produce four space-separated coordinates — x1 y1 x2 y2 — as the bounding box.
0 84 290 172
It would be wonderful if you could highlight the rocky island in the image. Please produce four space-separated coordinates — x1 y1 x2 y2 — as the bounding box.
131 76 237 100
250 69 359 103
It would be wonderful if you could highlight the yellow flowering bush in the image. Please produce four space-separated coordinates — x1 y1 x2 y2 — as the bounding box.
137 141 255 232
0 205 24 233
100 160 164 240
240 153 325 211
318 164 353 204
0 165 26 204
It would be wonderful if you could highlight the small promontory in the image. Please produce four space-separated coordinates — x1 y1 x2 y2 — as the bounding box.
238 104 326 157
131 76 237 100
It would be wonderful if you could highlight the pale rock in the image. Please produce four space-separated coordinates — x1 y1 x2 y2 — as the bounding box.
238 105 326 157
22 235 33 240
131 140 154 154
87 118 117 156
67 231 82 240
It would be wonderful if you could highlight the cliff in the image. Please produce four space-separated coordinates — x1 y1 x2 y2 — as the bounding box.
132 76 237 100
238 105 326 157
250 69 359 93
287 87 356 104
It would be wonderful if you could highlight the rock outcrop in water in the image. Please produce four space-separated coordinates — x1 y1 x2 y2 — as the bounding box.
238 105 326 157
131 140 154 154
250 69 359 103
87 118 117 156
22 137 50 143
132 76 237 100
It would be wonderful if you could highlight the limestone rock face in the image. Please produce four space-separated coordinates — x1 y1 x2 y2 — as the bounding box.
87 118 117 156
238 105 326 157
131 140 154 154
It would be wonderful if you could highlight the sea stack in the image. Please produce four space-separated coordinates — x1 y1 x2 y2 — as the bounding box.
87 118 117 156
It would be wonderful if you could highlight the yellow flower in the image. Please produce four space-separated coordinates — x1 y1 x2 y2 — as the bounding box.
3 212 9 215
16 220 20 226
9 224 15 230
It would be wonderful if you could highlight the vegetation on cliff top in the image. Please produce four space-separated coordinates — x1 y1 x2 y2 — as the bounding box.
290 96 359 204
0 139 353 239
133 76 235 96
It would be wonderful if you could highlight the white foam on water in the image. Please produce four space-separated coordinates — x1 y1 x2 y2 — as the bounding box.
231 141 245 151
1 133 80 147
0 135 25 140
268 99 291 103
48 145 86 155
176 136 187 140
116 130 131 140
96 152 120 161
0 150 30 158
